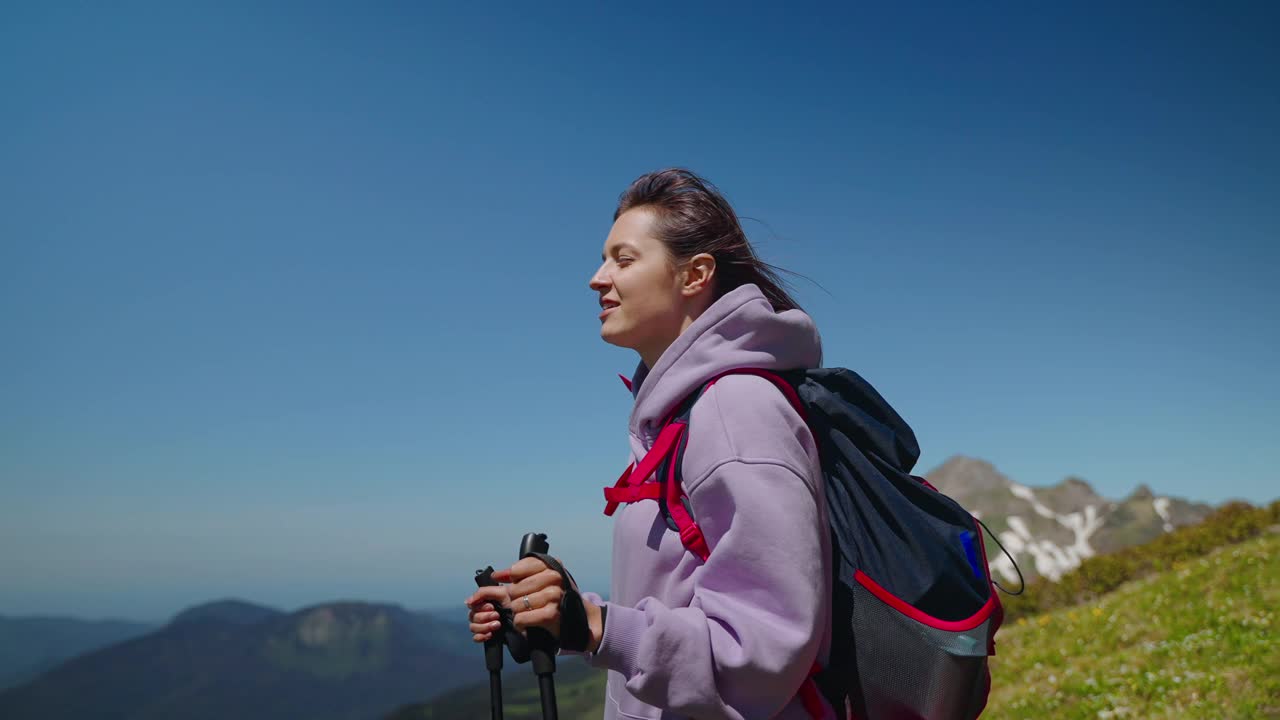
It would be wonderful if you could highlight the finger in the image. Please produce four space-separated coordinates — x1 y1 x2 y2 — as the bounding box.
469 609 502 626
467 585 509 604
469 609 500 624
468 604 500 620
493 556 549 584
514 584 564 612
509 586 564 624
470 618 502 634
511 604 561 636
472 631 493 643
506 569 563 601
466 586 511 609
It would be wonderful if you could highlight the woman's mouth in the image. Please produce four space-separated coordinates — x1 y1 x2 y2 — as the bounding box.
599 300 620 320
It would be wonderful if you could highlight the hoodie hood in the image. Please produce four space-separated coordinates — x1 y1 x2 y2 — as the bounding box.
627 283 822 441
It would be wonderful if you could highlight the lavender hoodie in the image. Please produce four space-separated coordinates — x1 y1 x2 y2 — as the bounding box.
578 283 836 720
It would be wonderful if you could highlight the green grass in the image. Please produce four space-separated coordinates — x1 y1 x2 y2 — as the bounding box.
985 530 1280 719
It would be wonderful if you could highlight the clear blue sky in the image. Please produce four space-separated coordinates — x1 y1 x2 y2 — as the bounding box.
2 3 1276 622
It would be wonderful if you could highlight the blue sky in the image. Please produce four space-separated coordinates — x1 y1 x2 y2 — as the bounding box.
1 3 1276 622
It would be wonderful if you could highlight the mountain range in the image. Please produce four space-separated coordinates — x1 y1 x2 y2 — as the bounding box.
0 599 476 720
925 455 1214 584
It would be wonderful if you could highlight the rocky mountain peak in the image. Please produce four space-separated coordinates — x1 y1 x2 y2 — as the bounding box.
926 455 1014 500
1128 484 1156 501
1061 476 1096 492
923 458 1213 584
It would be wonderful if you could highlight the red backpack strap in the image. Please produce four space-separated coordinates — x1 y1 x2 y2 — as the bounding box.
602 420 687 516
703 368 808 420
656 368 810 562
607 370 812 560
665 369 832 719
661 422 710 560
601 463 635 516
603 482 663 506
797 661 828 719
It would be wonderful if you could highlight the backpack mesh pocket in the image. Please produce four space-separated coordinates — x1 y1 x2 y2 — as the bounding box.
848 574 996 720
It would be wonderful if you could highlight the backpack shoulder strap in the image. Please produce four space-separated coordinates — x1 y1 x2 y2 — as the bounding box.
660 368 831 720
659 368 809 560
700 368 808 418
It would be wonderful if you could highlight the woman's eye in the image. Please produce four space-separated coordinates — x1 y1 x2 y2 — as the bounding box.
617 257 633 266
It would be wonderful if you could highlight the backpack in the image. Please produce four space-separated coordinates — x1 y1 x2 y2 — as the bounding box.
602 367 1004 720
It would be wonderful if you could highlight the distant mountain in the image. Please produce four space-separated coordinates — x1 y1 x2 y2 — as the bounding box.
0 601 476 720
168 598 283 627
926 456 1214 584
0 615 154 692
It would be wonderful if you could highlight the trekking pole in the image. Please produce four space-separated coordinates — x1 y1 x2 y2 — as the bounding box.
474 566 506 720
519 532 559 720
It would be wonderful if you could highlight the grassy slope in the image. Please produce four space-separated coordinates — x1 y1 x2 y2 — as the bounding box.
985 530 1280 719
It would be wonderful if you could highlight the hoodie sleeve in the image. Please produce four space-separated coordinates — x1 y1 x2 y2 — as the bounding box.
588 376 830 719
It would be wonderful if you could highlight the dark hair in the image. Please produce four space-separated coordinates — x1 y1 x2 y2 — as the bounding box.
614 168 803 313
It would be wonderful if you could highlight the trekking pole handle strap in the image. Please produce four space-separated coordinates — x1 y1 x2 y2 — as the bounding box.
522 551 592 653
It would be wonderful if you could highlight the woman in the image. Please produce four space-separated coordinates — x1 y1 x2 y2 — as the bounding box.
466 168 835 719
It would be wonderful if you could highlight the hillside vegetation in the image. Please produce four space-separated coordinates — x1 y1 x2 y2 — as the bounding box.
1000 500 1280 622
985 529 1279 719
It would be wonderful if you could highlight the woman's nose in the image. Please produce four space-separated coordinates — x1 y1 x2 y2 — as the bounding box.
588 264 610 291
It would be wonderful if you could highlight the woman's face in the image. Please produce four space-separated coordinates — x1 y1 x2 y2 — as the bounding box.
589 208 691 366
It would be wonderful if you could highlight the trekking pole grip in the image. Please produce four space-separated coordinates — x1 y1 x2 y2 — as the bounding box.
519 532 559 720
474 566 505 720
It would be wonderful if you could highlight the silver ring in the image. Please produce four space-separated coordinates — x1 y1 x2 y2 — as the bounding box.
522 596 532 611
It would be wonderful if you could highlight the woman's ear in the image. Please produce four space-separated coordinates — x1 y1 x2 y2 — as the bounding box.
681 253 717 297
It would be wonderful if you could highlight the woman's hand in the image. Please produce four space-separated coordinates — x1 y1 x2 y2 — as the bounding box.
465 556 604 652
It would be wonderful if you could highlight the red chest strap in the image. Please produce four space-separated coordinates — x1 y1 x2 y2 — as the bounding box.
602 420 685 516
599 420 712 562
602 483 663 505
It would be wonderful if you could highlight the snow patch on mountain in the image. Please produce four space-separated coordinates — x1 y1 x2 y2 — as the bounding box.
992 485 1105 582
1009 483 1057 519
1153 497 1174 532
926 455 1215 585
